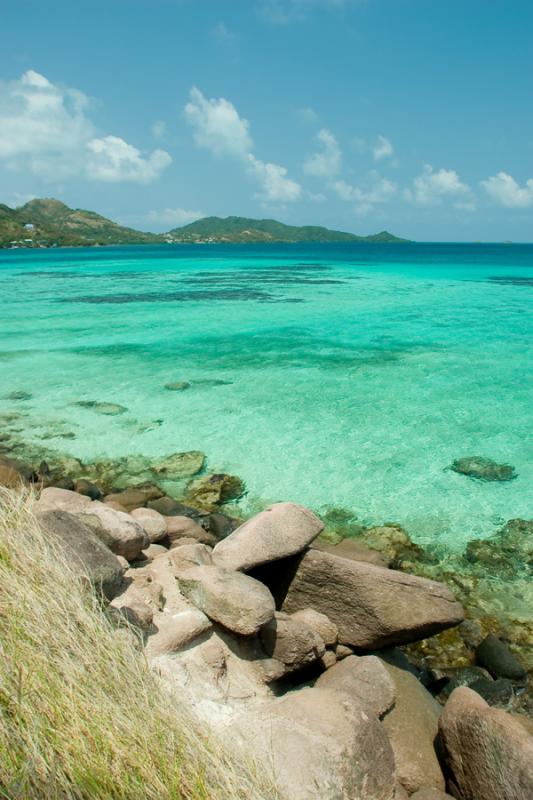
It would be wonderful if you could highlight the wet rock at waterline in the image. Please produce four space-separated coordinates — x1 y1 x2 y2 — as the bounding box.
186 472 246 507
151 450 206 478
450 455 517 481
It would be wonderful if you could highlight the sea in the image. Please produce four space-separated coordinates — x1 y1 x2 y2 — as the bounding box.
1 242 532 553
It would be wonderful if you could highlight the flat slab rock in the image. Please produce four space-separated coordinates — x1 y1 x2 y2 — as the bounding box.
178 565 275 635
212 502 324 572
256 548 464 649
439 687 533 800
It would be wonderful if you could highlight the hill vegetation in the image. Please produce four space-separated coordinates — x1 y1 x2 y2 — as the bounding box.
0 199 408 248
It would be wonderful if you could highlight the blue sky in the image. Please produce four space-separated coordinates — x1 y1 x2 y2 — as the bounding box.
1 0 532 241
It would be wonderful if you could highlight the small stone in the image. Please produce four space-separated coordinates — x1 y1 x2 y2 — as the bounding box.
169 543 213 572
141 543 168 560
74 478 103 501
166 515 217 546
186 472 245 507
335 644 354 660
151 451 206 478
320 650 337 670
74 400 127 416
105 484 164 512
146 609 212 656
450 456 517 482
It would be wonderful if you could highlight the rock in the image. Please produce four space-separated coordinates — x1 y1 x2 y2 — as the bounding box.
321 650 337 669
410 790 455 800
74 400 127 415
259 612 325 672
438 666 494 700
203 511 241 539
475 633 527 681
36 510 123 600
151 451 205 478
5 389 32 401
469 677 515 706
313 537 391 568
255 549 464 649
164 381 191 391
466 518 533 579
291 608 338 646
315 655 396 718
360 524 428 568
142 543 168 559
104 484 164 512
335 643 354 660
146 608 213 656
73 478 102 501
439 687 533 800
212 502 323 572
77 503 148 560
165 515 217 546
35 487 92 514
186 472 245 507
169 543 213 571
382 661 445 794
109 584 155 630
231 686 396 800
178 565 275 635
130 507 167 543
394 785 410 800
147 495 207 518
450 455 517 482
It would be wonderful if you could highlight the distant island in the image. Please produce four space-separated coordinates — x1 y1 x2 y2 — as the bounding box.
0 198 409 248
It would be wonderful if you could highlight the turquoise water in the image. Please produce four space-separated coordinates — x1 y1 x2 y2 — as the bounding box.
1 242 532 550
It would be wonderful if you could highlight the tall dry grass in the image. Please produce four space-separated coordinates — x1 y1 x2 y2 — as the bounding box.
0 488 271 800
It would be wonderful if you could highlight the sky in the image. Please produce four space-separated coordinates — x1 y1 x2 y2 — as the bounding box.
1 0 532 241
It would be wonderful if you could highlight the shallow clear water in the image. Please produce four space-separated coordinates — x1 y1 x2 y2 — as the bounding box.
1 242 532 550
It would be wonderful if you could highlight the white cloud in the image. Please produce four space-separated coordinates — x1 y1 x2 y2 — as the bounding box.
185 86 252 158
147 207 205 227
212 22 236 42
185 86 301 202
405 164 471 207
481 171 533 208
373 134 393 161
297 106 319 124
0 70 172 183
86 136 171 183
247 154 302 202
332 176 397 213
304 128 341 179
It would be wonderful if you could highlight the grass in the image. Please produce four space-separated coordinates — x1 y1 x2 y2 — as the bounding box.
0 488 272 800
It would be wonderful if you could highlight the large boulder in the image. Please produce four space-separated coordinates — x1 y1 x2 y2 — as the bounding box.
36 510 123 600
230 686 396 800
76 503 148 560
259 612 325 673
254 549 464 648
315 655 396 718
439 687 533 800
382 661 445 795
178 565 275 635
35 487 92 514
212 502 323 572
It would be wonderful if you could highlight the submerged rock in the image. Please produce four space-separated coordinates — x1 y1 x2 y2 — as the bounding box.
466 518 533 579
151 451 206 478
186 472 245 507
73 400 127 416
164 381 191 391
450 455 517 482
5 390 32 401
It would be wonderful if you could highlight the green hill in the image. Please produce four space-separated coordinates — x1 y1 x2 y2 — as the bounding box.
0 200 408 248
0 198 160 248
168 215 407 243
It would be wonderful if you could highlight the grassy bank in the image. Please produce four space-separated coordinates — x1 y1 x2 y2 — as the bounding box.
0 488 270 800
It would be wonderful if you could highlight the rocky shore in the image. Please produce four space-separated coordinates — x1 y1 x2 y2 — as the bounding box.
1 442 532 799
